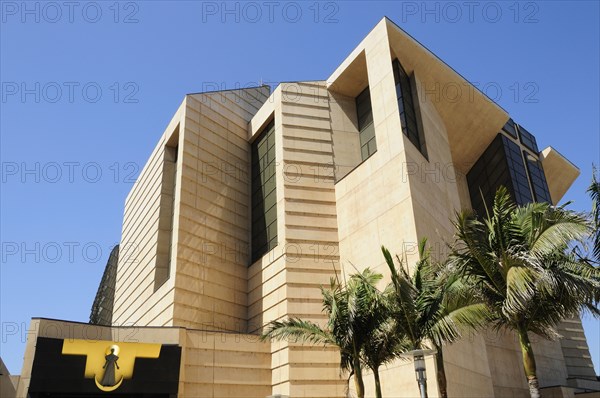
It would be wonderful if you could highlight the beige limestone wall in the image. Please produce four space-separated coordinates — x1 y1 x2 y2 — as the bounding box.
331 20 498 397
534 336 570 388
114 87 269 332
332 24 435 398
112 100 185 327
333 23 420 278
248 82 347 397
333 22 424 398
247 85 288 332
172 88 269 332
403 72 497 398
1 357 16 398
245 85 299 395
279 82 346 397
558 317 598 381
482 322 572 395
484 330 531 398
330 90 361 180
179 330 271 398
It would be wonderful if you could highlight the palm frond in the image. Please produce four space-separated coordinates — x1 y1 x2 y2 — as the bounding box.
428 303 494 346
504 264 540 317
588 165 600 260
528 210 590 256
260 318 336 346
448 186 600 342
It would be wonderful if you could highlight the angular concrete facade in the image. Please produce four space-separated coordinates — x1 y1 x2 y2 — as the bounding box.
13 17 598 398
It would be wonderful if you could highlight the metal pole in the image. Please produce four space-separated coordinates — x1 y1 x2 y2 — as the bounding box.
416 369 428 398
402 350 435 398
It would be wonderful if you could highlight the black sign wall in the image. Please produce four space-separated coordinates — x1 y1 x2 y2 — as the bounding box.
28 337 181 398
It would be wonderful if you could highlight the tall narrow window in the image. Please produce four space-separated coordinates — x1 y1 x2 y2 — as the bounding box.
251 120 277 263
356 87 376 160
467 134 535 218
504 136 533 205
517 124 539 153
155 127 178 291
502 118 518 138
393 58 426 156
524 151 552 203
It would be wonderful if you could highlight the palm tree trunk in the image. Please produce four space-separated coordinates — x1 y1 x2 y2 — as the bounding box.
517 327 540 398
434 346 448 398
353 352 365 398
373 367 382 398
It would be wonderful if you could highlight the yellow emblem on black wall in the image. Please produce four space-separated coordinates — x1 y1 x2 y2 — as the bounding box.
62 340 161 392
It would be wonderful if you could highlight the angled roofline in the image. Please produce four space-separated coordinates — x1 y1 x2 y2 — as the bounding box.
382 16 509 115
186 84 271 96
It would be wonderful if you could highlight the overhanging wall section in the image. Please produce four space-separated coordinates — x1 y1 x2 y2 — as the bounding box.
90 245 119 326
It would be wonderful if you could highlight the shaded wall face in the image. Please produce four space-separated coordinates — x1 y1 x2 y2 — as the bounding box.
400 74 497 398
558 317 599 382
89 245 119 326
330 91 362 181
1 357 16 398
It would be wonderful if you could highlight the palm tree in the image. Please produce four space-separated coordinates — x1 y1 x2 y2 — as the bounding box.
260 269 387 398
360 315 410 398
382 239 491 398
447 187 600 398
588 166 600 262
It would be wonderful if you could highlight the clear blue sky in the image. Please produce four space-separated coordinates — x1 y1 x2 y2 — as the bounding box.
1 1 598 376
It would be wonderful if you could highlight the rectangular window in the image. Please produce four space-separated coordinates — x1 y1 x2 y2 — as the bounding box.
155 127 179 291
524 151 552 203
502 118 518 138
467 134 536 218
503 135 534 205
517 124 539 153
251 120 278 262
393 58 426 156
356 87 376 161
467 135 512 216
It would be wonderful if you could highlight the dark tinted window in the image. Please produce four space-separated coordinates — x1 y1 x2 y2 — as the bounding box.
467 135 512 217
503 136 534 205
502 118 518 138
356 87 377 160
517 124 539 153
467 134 534 217
393 58 426 156
524 151 552 203
251 120 278 262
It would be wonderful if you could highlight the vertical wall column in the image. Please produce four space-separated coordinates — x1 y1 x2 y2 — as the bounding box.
265 82 346 397
172 89 269 333
558 317 599 385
